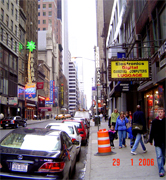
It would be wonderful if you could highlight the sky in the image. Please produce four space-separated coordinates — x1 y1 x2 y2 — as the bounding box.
68 0 97 109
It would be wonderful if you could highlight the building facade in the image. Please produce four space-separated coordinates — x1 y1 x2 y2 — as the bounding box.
68 61 79 114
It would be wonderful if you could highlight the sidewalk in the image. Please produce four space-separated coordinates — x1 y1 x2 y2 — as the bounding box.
85 120 164 180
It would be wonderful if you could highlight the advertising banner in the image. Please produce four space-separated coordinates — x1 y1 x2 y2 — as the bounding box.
37 82 44 89
25 83 36 99
45 80 53 105
108 58 151 81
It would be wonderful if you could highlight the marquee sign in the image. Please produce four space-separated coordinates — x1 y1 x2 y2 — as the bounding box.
108 58 151 81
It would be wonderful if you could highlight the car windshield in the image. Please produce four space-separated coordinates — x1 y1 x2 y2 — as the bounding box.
48 125 74 135
4 117 14 120
0 132 60 151
63 121 82 128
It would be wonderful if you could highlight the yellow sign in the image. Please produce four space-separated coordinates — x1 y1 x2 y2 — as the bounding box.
111 60 149 79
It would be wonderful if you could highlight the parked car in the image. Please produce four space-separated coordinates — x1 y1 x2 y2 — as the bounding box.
62 119 88 145
74 110 91 125
45 123 82 160
0 127 78 180
0 116 27 129
72 117 90 138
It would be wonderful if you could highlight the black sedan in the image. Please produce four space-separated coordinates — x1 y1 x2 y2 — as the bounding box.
0 127 78 179
0 116 27 129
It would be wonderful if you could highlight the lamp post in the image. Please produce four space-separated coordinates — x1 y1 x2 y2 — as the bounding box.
72 54 101 130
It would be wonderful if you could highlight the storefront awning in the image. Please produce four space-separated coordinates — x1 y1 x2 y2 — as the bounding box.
38 107 52 112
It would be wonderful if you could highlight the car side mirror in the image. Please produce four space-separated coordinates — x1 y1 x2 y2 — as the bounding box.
72 140 79 145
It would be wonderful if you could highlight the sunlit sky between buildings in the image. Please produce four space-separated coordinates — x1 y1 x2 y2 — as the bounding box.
68 0 97 109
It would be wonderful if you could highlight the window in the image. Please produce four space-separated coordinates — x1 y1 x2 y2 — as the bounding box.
38 12 40 16
49 4 52 8
160 8 166 40
1 8 4 21
15 25 17 36
15 9 18 21
38 5 40 9
11 3 14 15
11 37 13 49
7 0 9 10
38 20 40 24
38 28 40 31
43 12 46 16
1 28 3 41
43 28 46 30
48 11 52 16
49 19 52 24
14 41 17 53
43 20 46 24
6 14 9 27
6 33 8 45
4 50 8 65
14 57 17 70
43 4 46 9
11 20 13 31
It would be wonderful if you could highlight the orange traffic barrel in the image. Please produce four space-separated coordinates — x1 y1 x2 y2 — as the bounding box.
97 129 111 153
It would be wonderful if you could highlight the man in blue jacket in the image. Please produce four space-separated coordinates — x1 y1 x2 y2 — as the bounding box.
131 105 147 155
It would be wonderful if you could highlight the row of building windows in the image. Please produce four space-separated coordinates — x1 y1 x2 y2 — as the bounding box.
1 9 18 37
38 4 52 9
38 11 52 16
1 28 18 53
38 19 52 25
0 48 18 71
1 6 18 22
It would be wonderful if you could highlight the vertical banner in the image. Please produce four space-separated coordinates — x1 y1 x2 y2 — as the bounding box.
50 80 53 103
53 80 55 104
55 87 58 106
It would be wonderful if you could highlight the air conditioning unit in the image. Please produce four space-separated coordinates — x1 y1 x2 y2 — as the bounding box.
135 34 141 42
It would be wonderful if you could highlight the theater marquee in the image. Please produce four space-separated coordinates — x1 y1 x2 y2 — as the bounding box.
108 58 151 81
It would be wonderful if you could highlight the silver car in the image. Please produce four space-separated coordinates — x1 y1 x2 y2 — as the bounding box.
45 123 82 161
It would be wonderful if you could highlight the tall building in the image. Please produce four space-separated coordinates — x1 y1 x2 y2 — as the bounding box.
20 0 38 119
0 0 20 117
62 0 69 82
68 61 79 114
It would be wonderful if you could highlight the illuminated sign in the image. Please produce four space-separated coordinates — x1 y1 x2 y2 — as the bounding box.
45 80 54 105
61 84 64 106
18 87 25 100
25 83 36 99
108 59 150 81
26 41 36 83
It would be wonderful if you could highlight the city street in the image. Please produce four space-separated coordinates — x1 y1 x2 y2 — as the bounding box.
0 119 89 180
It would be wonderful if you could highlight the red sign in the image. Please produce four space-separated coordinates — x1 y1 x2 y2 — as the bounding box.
37 82 44 89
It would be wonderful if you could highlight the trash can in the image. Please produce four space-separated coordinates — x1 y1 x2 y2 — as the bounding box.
94 116 100 126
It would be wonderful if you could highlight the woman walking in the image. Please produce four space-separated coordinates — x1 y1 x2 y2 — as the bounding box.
115 111 129 149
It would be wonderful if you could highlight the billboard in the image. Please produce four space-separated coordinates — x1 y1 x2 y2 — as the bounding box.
25 83 36 99
108 58 151 81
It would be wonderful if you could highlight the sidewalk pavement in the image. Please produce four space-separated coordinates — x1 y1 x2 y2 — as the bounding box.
84 120 164 180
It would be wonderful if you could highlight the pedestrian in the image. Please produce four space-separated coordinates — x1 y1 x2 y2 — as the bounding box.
148 107 165 177
131 105 147 155
99 113 103 123
108 125 116 149
115 111 128 149
109 109 119 138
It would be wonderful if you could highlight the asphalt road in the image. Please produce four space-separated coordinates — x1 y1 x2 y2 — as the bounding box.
0 119 89 180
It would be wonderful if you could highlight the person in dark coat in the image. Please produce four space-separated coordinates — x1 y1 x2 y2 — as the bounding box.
131 105 147 155
149 107 165 177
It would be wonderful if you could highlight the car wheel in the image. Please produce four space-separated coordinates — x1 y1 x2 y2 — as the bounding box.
15 123 19 128
72 161 76 175
76 147 81 161
22 122 27 127
3 126 6 129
